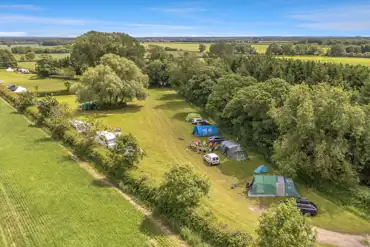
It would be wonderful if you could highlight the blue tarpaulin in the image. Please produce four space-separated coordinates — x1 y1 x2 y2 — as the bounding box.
254 165 269 174
192 125 219 137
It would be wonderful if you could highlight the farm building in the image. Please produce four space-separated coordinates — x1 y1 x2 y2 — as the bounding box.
219 141 248 160
192 125 219 137
248 175 300 197
186 113 202 122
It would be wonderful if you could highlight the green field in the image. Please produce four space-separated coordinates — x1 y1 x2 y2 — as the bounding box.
143 42 269 54
0 70 66 92
143 42 205 52
0 99 182 247
45 89 370 235
282 56 370 66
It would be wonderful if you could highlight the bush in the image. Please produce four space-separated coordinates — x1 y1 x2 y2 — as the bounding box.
16 91 36 112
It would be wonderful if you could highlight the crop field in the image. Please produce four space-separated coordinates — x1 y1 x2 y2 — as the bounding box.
0 99 182 247
0 71 66 92
143 42 205 52
282 56 370 66
44 89 370 235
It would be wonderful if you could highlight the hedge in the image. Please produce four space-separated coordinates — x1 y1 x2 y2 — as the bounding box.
0 86 253 247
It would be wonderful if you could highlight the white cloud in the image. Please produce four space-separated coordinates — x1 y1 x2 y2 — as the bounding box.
289 4 370 31
0 4 41 10
0 31 26 37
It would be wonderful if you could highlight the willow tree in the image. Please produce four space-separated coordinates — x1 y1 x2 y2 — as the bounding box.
72 54 148 106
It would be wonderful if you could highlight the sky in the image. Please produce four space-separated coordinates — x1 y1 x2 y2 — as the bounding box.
0 0 370 37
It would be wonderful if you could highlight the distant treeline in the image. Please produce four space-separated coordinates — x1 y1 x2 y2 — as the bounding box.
41 40 73 46
266 42 370 57
11 46 70 54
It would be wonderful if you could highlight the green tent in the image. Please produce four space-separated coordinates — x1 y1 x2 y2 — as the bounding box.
186 113 202 122
248 175 300 197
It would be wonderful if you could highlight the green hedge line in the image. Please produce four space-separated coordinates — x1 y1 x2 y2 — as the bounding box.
37 90 74 97
0 85 253 247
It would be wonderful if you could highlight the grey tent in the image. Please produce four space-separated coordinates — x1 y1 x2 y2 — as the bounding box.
219 141 248 160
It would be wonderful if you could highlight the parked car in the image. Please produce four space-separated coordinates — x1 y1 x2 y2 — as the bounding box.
196 120 211 125
204 153 220 166
7 84 17 91
281 197 318 217
191 118 203 125
296 197 318 216
206 136 227 144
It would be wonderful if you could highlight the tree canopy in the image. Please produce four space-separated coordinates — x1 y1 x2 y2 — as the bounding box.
71 31 145 71
72 54 148 106
256 199 316 247
0 49 17 68
271 83 367 186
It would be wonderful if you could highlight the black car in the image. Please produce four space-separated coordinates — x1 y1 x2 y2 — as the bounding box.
7 84 17 91
196 120 211 126
296 198 318 216
206 136 227 144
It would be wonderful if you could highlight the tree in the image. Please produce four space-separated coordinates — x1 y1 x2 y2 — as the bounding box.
256 199 316 247
266 43 283 55
144 60 170 87
199 43 206 53
223 78 291 156
281 43 295 55
37 96 60 125
25 51 36 60
146 45 169 62
209 42 234 57
271 84 363 186
360 77 370 104
35 55 58 77
108 134 145 176
72 54 148 106
64 81 72 91
327 44 346 56
0 49 17 68
156 164 209 213
71 31 145 71
16 91 36 112
206 74 257 117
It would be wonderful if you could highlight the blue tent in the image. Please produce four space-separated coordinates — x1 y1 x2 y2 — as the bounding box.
192 125 219 137
254 165 269 174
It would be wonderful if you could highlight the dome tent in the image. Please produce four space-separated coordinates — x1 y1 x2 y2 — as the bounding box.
219 140 248 160
254 165 269 174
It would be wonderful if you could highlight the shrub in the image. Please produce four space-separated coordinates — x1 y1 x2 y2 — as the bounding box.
16 91 36 112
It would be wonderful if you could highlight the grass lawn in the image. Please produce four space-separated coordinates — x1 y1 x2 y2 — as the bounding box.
282 56 370 66
48 89 370 235
18 61 36 71
0 70 66 92
0 98 182 247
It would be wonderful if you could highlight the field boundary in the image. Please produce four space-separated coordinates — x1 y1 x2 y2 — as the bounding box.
0 97 189 247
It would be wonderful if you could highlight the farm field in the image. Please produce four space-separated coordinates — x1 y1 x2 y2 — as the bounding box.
143 42 206 52
0 70 66 92
143 42 269 54
0 99 181 247
282 55 370 66
45 89 370 235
